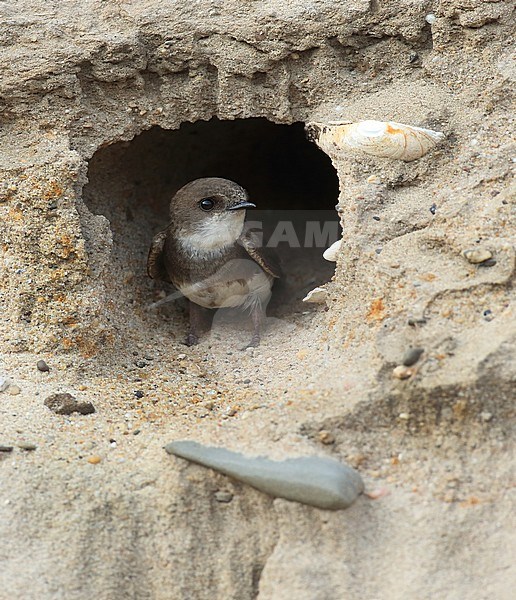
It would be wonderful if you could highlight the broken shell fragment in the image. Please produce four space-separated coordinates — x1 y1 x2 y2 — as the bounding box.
302 286 327 304
165 440 364 510
308 120 445 161
393 365 416 380
323 239 342 261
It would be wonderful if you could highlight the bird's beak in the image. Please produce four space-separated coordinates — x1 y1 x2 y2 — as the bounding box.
226 201 256 211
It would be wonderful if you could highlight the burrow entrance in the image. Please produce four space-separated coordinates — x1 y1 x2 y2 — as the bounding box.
83 117 340 344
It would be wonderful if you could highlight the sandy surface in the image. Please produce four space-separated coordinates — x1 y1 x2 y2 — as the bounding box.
0 1 515 598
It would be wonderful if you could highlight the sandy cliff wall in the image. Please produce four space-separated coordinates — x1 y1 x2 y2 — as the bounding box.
0 1 514 599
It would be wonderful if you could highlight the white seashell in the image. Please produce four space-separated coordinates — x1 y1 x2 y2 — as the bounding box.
323 239 342 262
311 120 445 162
302 286 327 304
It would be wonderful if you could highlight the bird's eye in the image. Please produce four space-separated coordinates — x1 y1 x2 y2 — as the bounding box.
199 198 216 211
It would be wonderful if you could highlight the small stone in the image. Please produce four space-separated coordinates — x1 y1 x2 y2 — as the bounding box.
135 360 147 368
429 203 437 215
44 393 95 415
365 487 390 500
176 354 187 360
214 490 234 503
483 309 494 321
317 430 335 445
408 317 427 327
392 365 415 380
37 360 50 372
480 411 493 422
0 445 14 453
463 248 493 264
243 379 251 384
398 412 410 420
0 377 11 392
478 258 497 268
366 174 381 185
402 347 424 366
8 385 21 396
18 442 37 451
425 13 436 24
134 390 144 399
87 455 102 464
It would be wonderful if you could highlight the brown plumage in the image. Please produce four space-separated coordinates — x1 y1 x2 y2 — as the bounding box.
147 178 280 347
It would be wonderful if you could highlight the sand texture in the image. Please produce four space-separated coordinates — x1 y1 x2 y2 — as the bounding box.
0 1 514 598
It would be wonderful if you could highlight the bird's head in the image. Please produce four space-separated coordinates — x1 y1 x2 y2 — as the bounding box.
170 178 256 252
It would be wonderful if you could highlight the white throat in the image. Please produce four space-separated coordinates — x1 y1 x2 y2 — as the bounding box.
178 213 245 256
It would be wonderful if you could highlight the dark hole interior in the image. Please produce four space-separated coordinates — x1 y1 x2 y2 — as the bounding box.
84 118 340 338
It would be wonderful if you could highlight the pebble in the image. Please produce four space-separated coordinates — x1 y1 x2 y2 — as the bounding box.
135 360 147 368
402 347 424 366
480 411 493 422
134 390 144 399
483 309 494 321
478 258 497 268
392 365 415 380
18 442 37 451
408 317 427 326
44 393 96 415
398 413 410 420
36 360 50 372
8 385 21 396
425 13 436 24
429 203 437 215
214 490 234 503
317 430 335 445
463 248 493 264
0 445 14 453
165 441 364 510
0 377 11 392
87 455 102 464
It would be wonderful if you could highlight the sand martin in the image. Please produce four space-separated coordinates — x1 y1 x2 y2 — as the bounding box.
147 177 280 347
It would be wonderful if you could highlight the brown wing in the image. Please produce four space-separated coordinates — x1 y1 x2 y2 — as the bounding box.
239 229 281 279
147 230 170 282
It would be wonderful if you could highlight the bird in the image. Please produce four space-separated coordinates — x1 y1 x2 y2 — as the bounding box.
147 177 281 348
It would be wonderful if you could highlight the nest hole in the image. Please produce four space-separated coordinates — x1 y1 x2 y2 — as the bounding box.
83 117 340 341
